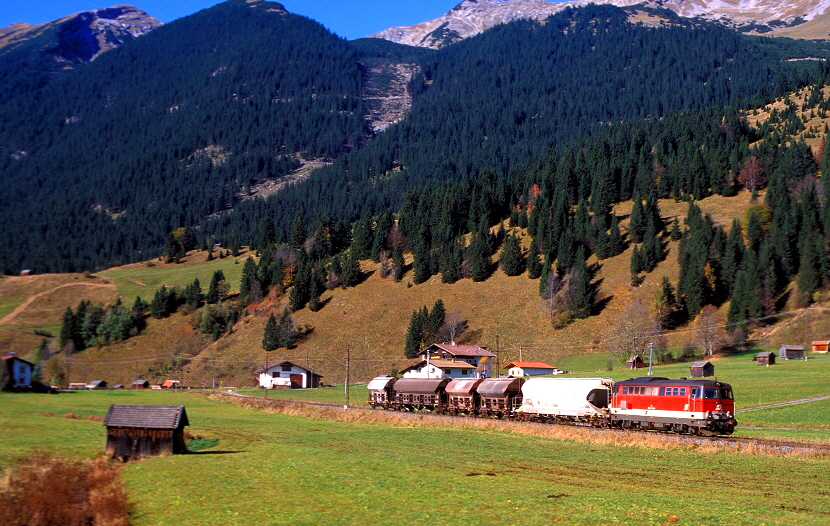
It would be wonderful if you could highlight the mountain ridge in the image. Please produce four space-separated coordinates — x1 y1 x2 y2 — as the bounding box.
370 0 830 49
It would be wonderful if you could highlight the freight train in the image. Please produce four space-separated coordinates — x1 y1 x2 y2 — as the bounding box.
367 375 737 436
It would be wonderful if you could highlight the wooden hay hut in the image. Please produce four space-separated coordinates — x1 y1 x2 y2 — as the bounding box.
87 380 107 390
779 345 805 360
689 361 714 378
812 341 830 353
104 405 189 460
626 355 645 370
755 351 775 366
132 379 149 389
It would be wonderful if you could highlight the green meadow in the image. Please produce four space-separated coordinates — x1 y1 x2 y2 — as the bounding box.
2 385 830 525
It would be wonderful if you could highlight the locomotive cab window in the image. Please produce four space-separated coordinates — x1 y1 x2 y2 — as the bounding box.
720 389 733 400
704 388 719 399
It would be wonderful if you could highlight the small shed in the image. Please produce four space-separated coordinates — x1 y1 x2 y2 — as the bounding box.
755 351 775 366
112 384 125 390
626 355 645 370
779 345 805 360
812 340 829 353
689 361 714 378
132 379 150 389
87 380 107 390
103 404 189 459
161 380 180 389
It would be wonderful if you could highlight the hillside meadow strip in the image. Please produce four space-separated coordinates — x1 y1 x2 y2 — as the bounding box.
1 390 829 524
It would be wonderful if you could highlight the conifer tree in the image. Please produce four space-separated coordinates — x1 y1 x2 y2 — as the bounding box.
262 313 279 351
651 276 678 330
526 237 542 279
350 215 374 260
500 233 525 276
207 270 226 304
404 309 425 358
412 242 432 284
278 308 294 348
392 244 405 282
426 299 446 343
630 245 643 276
629 193 646 244
340 252 361 288
239 257 258 306
289 212 306 251
440 242 461 284
797 236 820 300
566 249 593 319
308 278 322 312
669 217 682 241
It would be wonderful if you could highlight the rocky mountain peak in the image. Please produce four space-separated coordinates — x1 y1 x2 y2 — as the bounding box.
370 0 830 49
0 5 162 63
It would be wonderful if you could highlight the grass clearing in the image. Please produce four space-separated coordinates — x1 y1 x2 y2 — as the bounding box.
1 390 829 525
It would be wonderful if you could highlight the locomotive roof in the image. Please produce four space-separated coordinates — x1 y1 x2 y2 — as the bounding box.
615 377 730 387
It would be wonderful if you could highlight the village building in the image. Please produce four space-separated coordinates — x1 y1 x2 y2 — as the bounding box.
257 360 322 389
778 345 805 360
812 340 829 353
626 355 645 369
103 404 189 460
87 380 107 390
755 351 776 366
689 361 715 378
503 361 558 377
400 359 479 379
409 343 495 378
162 380 180 389
132 379 150 389
1 352 33 389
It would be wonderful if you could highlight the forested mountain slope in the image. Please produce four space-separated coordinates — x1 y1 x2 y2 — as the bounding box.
0 0 367 274
2 3 830 276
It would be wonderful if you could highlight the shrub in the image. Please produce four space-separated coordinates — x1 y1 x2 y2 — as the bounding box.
0 451 130 526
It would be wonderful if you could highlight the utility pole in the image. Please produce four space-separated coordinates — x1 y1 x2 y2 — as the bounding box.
647 342 654 376
495 335 499 378
344 347 350 409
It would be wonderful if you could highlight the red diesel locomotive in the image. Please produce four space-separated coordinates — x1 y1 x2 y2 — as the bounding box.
610 377 736 436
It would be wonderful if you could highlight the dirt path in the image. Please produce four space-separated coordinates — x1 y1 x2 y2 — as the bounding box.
0 282 116 325
736 394 830 413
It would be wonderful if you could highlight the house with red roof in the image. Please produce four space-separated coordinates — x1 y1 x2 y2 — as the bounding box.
402 342 496 379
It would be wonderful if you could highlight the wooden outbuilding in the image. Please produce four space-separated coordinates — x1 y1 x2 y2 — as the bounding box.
626 355 645 369
689 361 715 378
755 351 775 366
779 345 805 360
812 341 830 353
87 380 107 390
132 379 150 389
161 380 180 389
103 405 189 460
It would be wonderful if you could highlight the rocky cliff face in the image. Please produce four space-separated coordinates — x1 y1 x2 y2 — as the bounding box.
0 5 161 63
370 0 830 49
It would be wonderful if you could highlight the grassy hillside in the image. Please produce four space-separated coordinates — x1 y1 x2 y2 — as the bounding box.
7 190 830 387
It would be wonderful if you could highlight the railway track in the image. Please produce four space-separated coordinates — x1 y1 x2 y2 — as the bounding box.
223 392 830 455
736 394 830 413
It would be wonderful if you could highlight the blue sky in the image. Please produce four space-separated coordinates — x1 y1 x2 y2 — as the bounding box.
0 1 472 40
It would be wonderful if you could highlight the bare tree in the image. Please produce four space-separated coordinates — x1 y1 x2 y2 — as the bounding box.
539 272 566 325
738 156 766 192
439 310 467 344
608 300 656 364
696 304 726 356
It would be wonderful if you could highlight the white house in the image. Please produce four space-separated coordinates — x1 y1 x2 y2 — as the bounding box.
400 358 479 379
257 360 322 389
504 361 558 377
1 352 33 389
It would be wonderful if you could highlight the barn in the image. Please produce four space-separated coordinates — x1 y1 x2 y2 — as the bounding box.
755 351 775 366
779 345 805 360
689 361 714 378
626 355 645 370
103 405 189 459
132 379 150 389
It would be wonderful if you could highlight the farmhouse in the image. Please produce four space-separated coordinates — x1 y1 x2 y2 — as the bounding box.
103 404 189 460
257 361 322 389
503 361 558 377
779 345 805 360
1 352 33 389
414 343 495 377
400 359 479 379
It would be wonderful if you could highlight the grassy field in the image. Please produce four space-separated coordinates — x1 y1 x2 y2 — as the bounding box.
2 389 829 525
